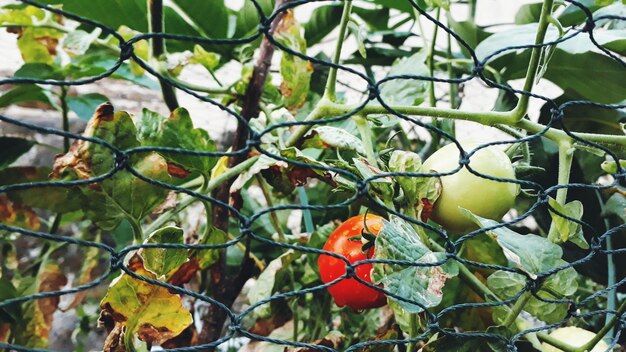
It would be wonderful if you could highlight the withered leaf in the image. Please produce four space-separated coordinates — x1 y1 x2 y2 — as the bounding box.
13 262 67 348
51 103 171 231
99 266 193 349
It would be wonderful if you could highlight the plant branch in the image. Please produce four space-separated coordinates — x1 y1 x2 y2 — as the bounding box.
512 0 555 120
577 298 626 352
199 1 290 346
503 291 533 327
428 240 579 352
323 0 353 102
148 0 179 111
547 142 574 239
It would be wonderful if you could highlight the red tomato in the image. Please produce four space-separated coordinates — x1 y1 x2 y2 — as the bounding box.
317 214 387 310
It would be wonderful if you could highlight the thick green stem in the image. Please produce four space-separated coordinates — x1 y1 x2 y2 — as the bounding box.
407 313 420 352
503 291 533 327
128 217 144 244
577 298 626 352
547 142 574 239
512 0 555 120
324 0 353 102
428 240 579 352
148 0 179 111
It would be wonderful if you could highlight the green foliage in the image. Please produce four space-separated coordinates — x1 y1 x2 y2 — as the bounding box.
51 104 171 231
0 0 624 350
0 137 35 169
373 216 458 313
136 108 217 177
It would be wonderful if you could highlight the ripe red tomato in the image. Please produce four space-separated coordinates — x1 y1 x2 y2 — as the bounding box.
317 214 387 310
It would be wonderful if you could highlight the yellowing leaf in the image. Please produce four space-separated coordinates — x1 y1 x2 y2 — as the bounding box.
100 267 193 349
14 263 67 348
0 195 40 230
275 10 312 112
51 103 171 231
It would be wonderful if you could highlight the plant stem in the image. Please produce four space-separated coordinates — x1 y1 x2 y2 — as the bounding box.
512 0 555 120
354 115 377 164
503 291 532 327
60 86 70 152
428 240 579 352
299 187 314 234
407 313 420 352
148 0 179 111
307 101 626 149
547 142 574 239
323 0 353 102
578 298 626 352
128 217 144 244
447 33 460 110
469 0 477 22
428 9 440 109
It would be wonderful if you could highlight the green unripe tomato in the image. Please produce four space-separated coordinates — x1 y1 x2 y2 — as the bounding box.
542 327 609 352
422 142 519 234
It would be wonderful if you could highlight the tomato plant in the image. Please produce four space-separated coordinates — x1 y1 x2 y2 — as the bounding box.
0 0 624 351
318 214 387 310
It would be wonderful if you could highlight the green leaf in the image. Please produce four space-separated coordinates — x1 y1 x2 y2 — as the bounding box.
447 14 492 58
13 262 67 348
0 278 21 323
515 2 543 24
140 226 187 280
476 24 626 103
51 103 171 230
487 265 578 324
602 193 626 222
558 0 610 27
247 250 301 318
593 2 626 29
0 167 81 213
463 209 563 279
366 0 421 13
548 197 589 249
425 0 450 10
189 44 220 73
14 63 61 80
0 137 35 169
544 49 626 103
301 126 366 155
348 21 368 58
275 11 313 112
422 332 499 352
306 222 336 275
378 50 429 106
0 84 57 109
66 93 110 121
388 150 441 209
62 28 102 56
194 225 228 269
304 4 343 45
16 27 63 64
100 266 193 348
372 216 458 313
116 25 149 76
135 108 217 177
